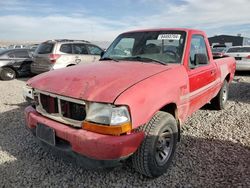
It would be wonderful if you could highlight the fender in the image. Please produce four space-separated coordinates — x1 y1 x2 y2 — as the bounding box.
114 65 189 129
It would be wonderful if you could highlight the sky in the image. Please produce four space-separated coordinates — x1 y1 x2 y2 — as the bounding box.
0 0 250 43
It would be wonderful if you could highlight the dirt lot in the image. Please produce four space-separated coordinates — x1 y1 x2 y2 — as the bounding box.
0 72 249 188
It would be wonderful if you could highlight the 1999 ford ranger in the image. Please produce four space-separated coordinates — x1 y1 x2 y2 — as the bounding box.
24 28 236 177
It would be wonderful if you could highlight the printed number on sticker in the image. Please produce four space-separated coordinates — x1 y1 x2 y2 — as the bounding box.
158 34 181 40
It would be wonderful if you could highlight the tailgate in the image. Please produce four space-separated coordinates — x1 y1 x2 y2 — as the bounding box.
32 42 55 67
33 54 51 66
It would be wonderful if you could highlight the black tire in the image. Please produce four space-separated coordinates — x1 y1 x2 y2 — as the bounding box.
132 111 178 177
211 80 229 110
0 67 16 80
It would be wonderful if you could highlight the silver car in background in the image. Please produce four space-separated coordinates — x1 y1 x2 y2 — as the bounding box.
225 46 250 71
31 39 104 74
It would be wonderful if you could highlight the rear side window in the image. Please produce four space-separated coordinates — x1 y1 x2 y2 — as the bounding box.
36 43 54 54
87 45 103 55
72 44 88 54
14 50 30 58
227 47 250 53
59 44 72 54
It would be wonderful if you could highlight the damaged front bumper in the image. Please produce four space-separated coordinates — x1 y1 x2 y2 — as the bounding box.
24 106 144 168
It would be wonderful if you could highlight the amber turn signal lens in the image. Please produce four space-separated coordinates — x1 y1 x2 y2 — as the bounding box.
82 121 132 135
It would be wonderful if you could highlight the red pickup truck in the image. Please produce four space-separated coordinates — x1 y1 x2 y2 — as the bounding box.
24 28 236 177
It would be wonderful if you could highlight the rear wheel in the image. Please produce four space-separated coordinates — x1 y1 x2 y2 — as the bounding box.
0 67 16 80
211 80 229 110
132 111 178 177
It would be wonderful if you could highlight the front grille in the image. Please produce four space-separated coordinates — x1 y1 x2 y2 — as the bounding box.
61 100 86 121
40 94 58 114
36 90 86 126
235 57 242 60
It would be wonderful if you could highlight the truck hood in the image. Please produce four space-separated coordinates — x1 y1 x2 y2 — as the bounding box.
27 61 171 103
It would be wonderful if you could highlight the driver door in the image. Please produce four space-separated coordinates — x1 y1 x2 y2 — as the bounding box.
187 35 217 114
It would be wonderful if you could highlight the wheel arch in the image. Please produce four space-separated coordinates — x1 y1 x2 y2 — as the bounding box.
225 73 230 82
159 103 181 141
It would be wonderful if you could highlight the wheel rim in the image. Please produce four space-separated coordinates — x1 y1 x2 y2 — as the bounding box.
222 85 228 104
155 128 174 166
3 69 15 79
6 72 15 79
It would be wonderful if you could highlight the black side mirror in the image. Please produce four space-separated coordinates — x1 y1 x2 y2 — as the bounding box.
194 53 208 65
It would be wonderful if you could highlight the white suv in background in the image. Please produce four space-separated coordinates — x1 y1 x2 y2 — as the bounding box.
31 39 104 74
225 46 250 71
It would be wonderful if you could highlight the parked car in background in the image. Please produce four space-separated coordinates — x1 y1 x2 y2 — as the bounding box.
225 46 250 71
0 49 33 80
212 46 228 59
31 39 104 74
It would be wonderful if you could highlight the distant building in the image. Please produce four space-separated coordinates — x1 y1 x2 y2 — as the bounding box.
208 35 250 47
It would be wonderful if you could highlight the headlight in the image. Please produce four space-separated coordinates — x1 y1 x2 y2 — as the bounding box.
85 103 130 125
83 102 132 135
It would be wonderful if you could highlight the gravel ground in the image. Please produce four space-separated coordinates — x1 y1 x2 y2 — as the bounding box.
0 73 249 188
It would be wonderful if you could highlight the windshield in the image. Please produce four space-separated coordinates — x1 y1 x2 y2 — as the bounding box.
212 47 226 53
102 31 186 64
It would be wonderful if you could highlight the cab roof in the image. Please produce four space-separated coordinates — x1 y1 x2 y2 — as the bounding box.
123 28 204 34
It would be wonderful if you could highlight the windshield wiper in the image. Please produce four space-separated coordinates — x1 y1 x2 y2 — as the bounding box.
99 57 119 62
123 56 167 65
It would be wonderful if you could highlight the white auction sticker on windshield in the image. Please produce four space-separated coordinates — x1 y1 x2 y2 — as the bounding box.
157 34 181 40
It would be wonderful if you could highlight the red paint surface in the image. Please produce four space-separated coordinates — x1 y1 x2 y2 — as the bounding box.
25 106 144 160
25 28 236 159
27 62 170 103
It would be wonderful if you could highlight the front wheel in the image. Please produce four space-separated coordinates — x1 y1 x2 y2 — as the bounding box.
211 80 229 110
0 67 16 80
132 111 178 177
